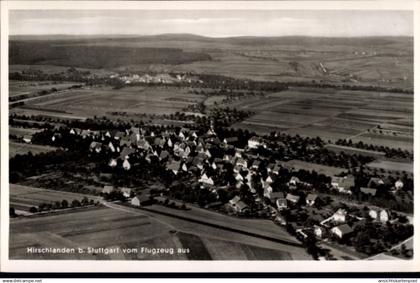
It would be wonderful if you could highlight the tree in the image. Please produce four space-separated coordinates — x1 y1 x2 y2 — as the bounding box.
81 196 89 206
61 199 69 208
71 199 81 208
29 206 38 213
54 201 61 209
10 207 17 217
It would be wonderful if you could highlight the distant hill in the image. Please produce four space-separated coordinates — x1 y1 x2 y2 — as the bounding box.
9 34 413 88
9 39 212 68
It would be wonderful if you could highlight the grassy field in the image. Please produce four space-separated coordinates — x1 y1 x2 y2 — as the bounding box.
278 160 346 177
12 86 206 119
366 160 413 173
9 205 305 260
10 184 100 212
9 80 79 98
9 142 57 158
9 127 41 137
229 87 413 151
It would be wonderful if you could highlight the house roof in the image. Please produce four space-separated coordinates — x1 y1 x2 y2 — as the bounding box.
235 201 248 210
360 187 377 196
286 193 300 202
167 160 181 171
276 198 288 207
120 187 131 194
230 195 241 205
159 150 170 159
334 224 353 235
270 192 285 200
102 185 114 193
90 141 102 149
331 175 355 188
224 137 238 143
120 147 136 159
306 194 318 202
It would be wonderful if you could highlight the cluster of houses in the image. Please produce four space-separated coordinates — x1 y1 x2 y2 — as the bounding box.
331 174 404 196
55 124 408 248
109 72 203 85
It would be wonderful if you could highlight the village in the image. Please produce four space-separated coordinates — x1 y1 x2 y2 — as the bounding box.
9 115 414 260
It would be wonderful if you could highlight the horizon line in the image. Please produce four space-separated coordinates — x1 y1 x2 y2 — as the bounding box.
9 33 414 39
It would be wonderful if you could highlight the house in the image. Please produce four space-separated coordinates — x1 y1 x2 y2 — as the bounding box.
120 147 135 159
102 185 114 194
265 175 275 184
235 201 249 214
274 214 287 225
167 160 181 175
288 176 300 186
120 136 131 147
108 141 116 152
380 210 389 223
69 128 78 135
113 131 125 140
251 160 261 170
248 136 262 149
331 224 353 239
331 175 355 194
272 164 281 175
23 135 32 143
276 198 288 210
89 141 102 153
108 158 117 167
360 187 377 197
229 195 241 206
286 193 300 205
395 179 404 190
130 127 140 136
306 194 319 206
228 196 249 214
80 129 91 139
369 209 379 220
367 177 384 188
206 126 216 136
159 150 170 161
123 159 131 170
263 185 273 198
120 188 132 198
314 225 326 239
332 209 347 223
131 194 150 206
137 139 150 150
223 137 238 144
223 155 233 163
199 173 214 186
236 158 248 168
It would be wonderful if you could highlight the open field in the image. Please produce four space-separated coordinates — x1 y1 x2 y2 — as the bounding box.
9 80 79 98
10 184 100 212
325 144 386 158
9 127 41 137
10 205 308 260
9 142 57 158
366 160 413 173
230 87 413 150
11 86 206 119
278 160 346 177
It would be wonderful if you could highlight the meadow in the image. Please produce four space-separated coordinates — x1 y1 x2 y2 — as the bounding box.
9 184 100 212
9 205 304 260
11 86 206 120
9 142 57 158
229 87 413 151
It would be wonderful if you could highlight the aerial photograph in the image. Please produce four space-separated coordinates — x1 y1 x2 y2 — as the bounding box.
8 9 413 261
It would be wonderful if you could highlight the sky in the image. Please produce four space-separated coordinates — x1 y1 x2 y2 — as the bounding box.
9 10 413 37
